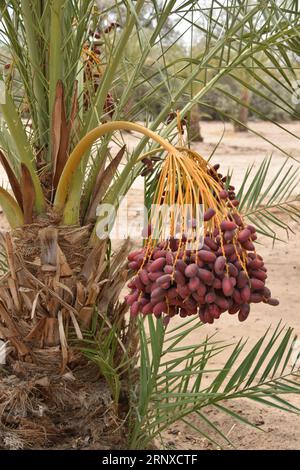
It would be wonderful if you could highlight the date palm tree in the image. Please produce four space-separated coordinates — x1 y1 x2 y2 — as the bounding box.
0 0 299 450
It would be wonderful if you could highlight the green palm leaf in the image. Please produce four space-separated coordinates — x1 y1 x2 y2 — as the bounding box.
129 317 300 449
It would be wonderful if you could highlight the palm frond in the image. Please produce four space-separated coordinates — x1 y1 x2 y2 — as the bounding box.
236 156 300 241
129 317 300 449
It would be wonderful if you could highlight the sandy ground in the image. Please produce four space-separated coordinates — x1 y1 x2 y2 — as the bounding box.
0 120 300 450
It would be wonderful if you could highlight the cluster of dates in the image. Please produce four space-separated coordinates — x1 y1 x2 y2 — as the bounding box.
126 163 279 324
126 227 279 324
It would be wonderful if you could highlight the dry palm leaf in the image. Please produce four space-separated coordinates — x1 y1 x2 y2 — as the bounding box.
85 145 126 223
21 163 35 225
53 81 78 190
0 150 23 210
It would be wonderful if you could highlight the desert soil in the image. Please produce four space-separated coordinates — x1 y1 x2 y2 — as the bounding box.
0 120 299 450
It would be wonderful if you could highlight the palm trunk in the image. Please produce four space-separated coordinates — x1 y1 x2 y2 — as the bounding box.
189 104 204 142
0 223 136 449
234 87 251 132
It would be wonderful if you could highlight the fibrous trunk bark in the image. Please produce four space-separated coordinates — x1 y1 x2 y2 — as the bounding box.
234 87 251 132
0 223 135 449
189 104 204 142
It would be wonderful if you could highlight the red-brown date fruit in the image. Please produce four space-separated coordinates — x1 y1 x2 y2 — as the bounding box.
167 306 177 317
198 250 216 263
241 285 251 303
247 257 264 269
228 304 240 315
228 263 238 277
192 292 204 303
220 220 237 231
153 302 167 316
164 265 174 275
141 302 154 314
130 301 140 317
148 271 164 281
251 270 267 281
128 249 144 261
180 309 188 318
139 269 149 285
166 287 177 299
198 268 214 285
149 257 166 272
242 240 255 251
185 263 199 278
213 227 219 237
189 252 196 263
157 274 172 286
145 284 152 294
151 287 165 299
165 251 174 265
263 286 271 299
222 276 234 296
231 199 239 207
174 270 186 286
219 189 229 199
205 309 215 324
230 276 237 287
233 288 242 305
209 304 221 319
184 298 197 311
134 276 145 291
127 280 135 289
135 251 145 262
232 213 243 226
237 228 251 243
250 278 265 290
161 281 171 289
125 290 139 305
225 244 236 257
196 281 206 296
224 230 235 242
168 299 183 307
188 276 201 292
214 256 226 275
128 261 139 270
215 296 229 310
235 261 242 270
177 284 190 298
204 208 216 221
250 293 263 303
139 297 149 306
199 309 205 323
195 257 205 267
176 259 187 274
204 237 218 251
237 271 248 289
267 298 279 306
215 235 221 245
205 291 216 304
153 249 166 260
246 224 256 234
238 303 250 322
213 278 222 289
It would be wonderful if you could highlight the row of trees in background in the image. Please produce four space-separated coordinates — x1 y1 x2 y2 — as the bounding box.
125 39 300 139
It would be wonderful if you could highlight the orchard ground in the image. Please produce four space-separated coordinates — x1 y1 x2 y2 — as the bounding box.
0 120 299 450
